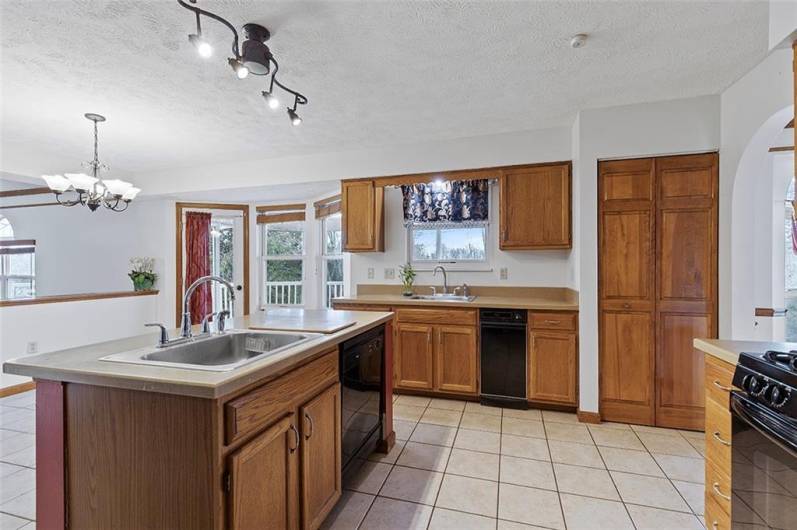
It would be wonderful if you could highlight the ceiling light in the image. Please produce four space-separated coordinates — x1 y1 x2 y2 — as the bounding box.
570 33 588 49
178 0 308 124
188 33 212 58
262 91 279 110
41 113 141 213
287 108 302 126
241 24 272 75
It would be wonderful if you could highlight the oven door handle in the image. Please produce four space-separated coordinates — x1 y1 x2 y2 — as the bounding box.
730 392 797 458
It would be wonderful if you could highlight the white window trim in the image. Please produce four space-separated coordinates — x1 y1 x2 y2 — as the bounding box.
0 253 36 300
320 214 345 307
406 222 492 272
260 222 306 308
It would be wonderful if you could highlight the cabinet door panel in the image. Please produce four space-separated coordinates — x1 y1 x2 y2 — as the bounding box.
600 311 655 424
601 211 654 305
500 163 571 249
300 383 342 530
342 181 384 252
396 323 434 390
228 415 298 530
435 326 478 394
659 209 712 302
528 331 577 405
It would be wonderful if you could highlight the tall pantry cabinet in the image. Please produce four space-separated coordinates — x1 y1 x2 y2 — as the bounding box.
598 152 718 430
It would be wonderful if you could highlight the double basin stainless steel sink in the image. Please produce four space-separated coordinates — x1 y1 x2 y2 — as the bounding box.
100 329 322 372
410 293 477 302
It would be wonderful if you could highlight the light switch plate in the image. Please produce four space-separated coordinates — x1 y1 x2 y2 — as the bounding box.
26 341 38 354
367 268 375 279
500 267 508 280
384 268 395 280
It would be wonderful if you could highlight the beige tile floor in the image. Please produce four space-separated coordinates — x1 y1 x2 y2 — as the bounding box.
0 390 36 530
0 390 708 530
323 394 706 530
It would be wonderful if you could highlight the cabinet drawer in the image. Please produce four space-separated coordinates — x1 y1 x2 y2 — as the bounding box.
705 398 732 478
706 461 732 516
705 355 735 408
705 493 730 530
396 307 477 326
529 312 577 331
332 303 392 312
224 349 339 445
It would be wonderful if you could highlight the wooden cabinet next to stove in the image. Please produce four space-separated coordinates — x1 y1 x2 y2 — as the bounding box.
703 354 736 529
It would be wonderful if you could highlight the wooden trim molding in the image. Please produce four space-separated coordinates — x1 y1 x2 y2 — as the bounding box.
770 146 793 152
0 202 60 210
754 307 788 317
256 212 306 224
0 289 158 308
256 203 306 213
314 194 342 219
577 410 602 424
0 186 51 198
0 380 35 397
175 202 250 326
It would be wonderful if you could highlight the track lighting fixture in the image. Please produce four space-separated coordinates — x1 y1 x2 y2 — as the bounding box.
178 0 308 124
262 90 279 110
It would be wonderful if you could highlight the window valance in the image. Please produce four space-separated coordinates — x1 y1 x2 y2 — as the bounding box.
401 179 489 225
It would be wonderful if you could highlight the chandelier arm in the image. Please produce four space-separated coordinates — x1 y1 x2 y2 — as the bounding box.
268 57 308 106
177 0 241 58
54 192 81 207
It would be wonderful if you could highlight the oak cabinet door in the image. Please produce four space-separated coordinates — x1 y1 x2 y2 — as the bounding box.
528 331 577 405
300 383 342 530
499 163 571 249
434 326 478 395
341 180 384 252
395 323 434 390
228 415 298 530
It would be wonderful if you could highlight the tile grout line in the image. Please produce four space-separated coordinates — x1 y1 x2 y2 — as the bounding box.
425 400 467 529
587 420 638 530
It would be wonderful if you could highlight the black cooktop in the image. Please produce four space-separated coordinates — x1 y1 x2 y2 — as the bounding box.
734 350 797 418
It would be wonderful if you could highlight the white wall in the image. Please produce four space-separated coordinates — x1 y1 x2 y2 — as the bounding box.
723 48 794 340
573 95 722 414
350 186 572 290
0 288 161 388
770 0 797 50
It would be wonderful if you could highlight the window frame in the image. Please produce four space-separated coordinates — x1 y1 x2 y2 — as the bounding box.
259 220 306 308
320 213 344 308
406 221 491 271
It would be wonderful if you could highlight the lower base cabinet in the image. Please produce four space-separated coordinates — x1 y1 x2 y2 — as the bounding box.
528 330 577 404
703 355 735 530
227 382 342 530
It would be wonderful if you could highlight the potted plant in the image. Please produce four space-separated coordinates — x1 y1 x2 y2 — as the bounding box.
128 257 157 291
399 263 416 296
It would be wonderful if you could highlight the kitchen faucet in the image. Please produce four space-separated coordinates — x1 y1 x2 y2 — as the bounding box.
181 275 236 339
433 265 449 294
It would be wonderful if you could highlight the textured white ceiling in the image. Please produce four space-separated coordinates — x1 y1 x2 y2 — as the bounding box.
0 1 769 175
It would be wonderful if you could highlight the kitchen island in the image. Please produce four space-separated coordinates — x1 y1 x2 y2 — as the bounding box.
3 309 394 530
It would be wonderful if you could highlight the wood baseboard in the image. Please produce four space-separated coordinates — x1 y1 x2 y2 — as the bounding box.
0 380 35 398
577 410 601 424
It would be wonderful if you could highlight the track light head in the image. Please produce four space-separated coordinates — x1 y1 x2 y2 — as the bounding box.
262 91 280 110
240 23 272 75
228 57 249 79
287 107 302 126
188 33 213 58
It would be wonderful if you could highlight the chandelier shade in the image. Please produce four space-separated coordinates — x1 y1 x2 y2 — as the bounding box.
42 174 71 193
64 173 98 192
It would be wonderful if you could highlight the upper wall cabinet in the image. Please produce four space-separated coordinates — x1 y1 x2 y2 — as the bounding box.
341 180 384 252
499 162 571 250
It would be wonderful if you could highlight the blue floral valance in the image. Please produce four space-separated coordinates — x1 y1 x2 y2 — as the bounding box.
401 179 489 224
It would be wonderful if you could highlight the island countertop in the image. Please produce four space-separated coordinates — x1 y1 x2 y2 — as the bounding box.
3 310 393 399
694 338 797 366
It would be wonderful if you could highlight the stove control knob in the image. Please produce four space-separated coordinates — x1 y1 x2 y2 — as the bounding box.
743 375 764 394
770 386 791 409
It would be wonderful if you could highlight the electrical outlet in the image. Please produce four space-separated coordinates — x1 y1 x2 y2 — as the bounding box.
26 341 38 354
384 268 395 280
500 267 509 280
367 267 375 280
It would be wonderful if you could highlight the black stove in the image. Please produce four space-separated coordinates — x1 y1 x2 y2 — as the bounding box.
732 350 797 418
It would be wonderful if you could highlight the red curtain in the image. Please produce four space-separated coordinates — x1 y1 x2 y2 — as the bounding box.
185 212 212 324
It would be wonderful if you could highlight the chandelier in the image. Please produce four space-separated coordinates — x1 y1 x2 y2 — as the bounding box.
41 113 140 213
177 0 308 125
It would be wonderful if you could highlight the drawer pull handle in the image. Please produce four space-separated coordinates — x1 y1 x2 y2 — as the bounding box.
543 320 561 325
712 482 731 501
712 431 731 446
305 412 314 440
289 424 300 453
712 522 718 530
713 380 732 392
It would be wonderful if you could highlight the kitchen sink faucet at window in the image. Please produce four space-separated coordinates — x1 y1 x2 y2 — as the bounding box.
433 265 448 294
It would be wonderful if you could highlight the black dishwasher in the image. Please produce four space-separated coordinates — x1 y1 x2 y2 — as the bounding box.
480 308 528 409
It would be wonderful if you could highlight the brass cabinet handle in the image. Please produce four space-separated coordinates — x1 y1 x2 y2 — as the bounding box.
712 482 731 501
712 431 731 447
712 522 718 530
713 380 733 392
305 412 314 440
543 320 561 325
289 424 299 453
622 303 631 309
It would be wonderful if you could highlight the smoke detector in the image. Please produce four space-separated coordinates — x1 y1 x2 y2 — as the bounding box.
570 34 588 49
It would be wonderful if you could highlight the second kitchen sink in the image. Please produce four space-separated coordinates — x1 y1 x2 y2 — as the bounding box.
100 330 322 372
